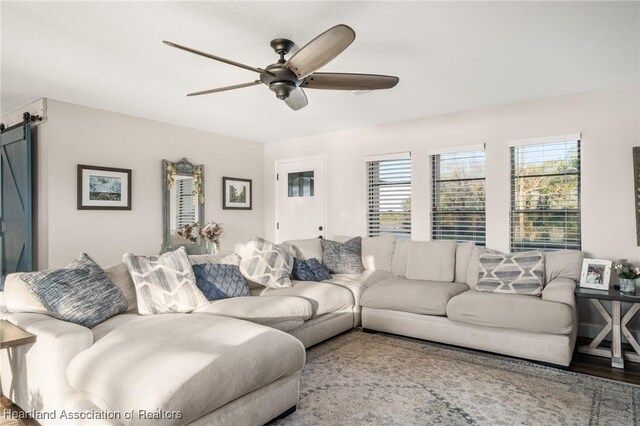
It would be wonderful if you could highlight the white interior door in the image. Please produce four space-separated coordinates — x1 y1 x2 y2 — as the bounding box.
276 157 326 242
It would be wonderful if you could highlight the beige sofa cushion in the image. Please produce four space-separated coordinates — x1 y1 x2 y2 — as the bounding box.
362 236 396 272
3 273 48 315
104 263 138 313
455 243 475 284
68 315 305 425
361 277 469 316
194 295 313 332
544 250 583 284
446 291 574 335
252 280 354 318
282 238 323 260
326 270 393 305
391 239 410 277
406 241 457 282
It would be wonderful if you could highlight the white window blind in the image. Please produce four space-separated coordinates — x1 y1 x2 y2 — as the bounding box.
431 149 486 244
367 158 411 238
510 139 581 251
176 178 196 228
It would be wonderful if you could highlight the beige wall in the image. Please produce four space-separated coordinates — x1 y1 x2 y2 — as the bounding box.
37 100 264 268
265 85 640 337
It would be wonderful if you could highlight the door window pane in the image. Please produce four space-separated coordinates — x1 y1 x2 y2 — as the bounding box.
288 171 314 197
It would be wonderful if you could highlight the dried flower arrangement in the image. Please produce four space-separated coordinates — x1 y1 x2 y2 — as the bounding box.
200 221 224 242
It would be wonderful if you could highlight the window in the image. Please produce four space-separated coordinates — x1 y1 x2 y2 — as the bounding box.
510 139 581 251
367 155 411 238
176 177 196 228
431 149 486 244
288 171 314 197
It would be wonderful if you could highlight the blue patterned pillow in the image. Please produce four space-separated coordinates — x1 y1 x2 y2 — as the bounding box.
292 258 316 281
192 264 250 300
21 253 128 328
292 258 332 281
306 258 332 281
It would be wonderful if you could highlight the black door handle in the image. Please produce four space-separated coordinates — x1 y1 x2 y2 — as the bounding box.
319 226 323 231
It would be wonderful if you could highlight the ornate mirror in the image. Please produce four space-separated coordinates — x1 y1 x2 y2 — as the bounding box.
161 158 205 253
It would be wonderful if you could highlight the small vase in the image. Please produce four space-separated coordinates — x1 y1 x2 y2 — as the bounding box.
206 240 220 255
619 278 636 294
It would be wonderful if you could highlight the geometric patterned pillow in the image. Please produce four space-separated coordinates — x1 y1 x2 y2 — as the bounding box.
477 250 545 296
20 253 128 328
322 237 363 274
192 264 250 300
239 236 293 288
123 247 208 315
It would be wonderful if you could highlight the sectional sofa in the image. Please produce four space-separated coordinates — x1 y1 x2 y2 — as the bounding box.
0 236 582 425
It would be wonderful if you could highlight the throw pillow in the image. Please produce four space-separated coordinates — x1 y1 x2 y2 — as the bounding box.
192 264 250 300
292 258 316 281
239 236 294 288
20 253 128 328
306 258 332 281
477 250 545 295
189 252 241 266
322 237 363 274
123 247 208 315
291 258 333 281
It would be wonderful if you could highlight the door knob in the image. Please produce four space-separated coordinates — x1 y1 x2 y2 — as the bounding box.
319 226 323 231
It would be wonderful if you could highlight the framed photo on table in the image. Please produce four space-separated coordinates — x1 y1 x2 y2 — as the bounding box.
77 164 132 210
579 259 612 291
223 177 252 210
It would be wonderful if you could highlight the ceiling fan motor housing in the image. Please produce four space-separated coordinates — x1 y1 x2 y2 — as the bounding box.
261 62 301 100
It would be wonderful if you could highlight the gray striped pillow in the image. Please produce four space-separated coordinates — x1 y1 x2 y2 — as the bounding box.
477 250 545 296
21 253 128 328
123 247 208 315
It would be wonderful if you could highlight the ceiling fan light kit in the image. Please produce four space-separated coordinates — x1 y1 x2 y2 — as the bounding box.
164 24 399 111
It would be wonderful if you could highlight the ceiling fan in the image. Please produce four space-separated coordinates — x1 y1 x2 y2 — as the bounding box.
163 24 399 111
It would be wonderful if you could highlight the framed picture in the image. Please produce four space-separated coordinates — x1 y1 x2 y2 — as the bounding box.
223 177 252 210
579 259 612 291
77 164 131 210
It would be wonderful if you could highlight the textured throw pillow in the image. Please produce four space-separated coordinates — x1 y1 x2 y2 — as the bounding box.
477 250 545 295
20 253 128 328
292 258 316 281
239 236 294 288
192 264 250 300
322 237 363 274
291 258 332 281
123 247 208 315
306 258 332 281
189 252 241 266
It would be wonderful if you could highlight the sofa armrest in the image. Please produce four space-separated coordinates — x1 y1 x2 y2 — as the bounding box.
0 312 94 414
542 277 576 308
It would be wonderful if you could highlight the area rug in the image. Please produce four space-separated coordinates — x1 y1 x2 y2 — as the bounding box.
274 330 639 425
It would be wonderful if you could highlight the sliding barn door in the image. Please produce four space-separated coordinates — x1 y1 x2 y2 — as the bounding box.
0 124 33 286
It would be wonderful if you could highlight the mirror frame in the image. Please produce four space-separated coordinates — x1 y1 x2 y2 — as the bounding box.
161 158 205 254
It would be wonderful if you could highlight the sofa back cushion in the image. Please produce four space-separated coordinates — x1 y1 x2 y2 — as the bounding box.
361 236 396 272
544 250 583 285
4 273 49 315
104 263 138 313
282 238 323 260
21 253 128 328
391 239 410 277
322 237 363 274
124 247 208 315
405 240 457 282
476 250 545 296
455 243 475 283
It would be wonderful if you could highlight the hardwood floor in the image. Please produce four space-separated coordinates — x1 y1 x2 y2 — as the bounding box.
569 338 640 385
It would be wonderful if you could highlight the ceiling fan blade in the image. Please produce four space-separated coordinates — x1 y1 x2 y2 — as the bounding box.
163 40 266 75
284 25 356 79
284 88 308 111
302 73 399 91
187 81 262 97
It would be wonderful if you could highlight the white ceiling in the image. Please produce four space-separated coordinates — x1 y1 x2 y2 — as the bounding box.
2 1 638 142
